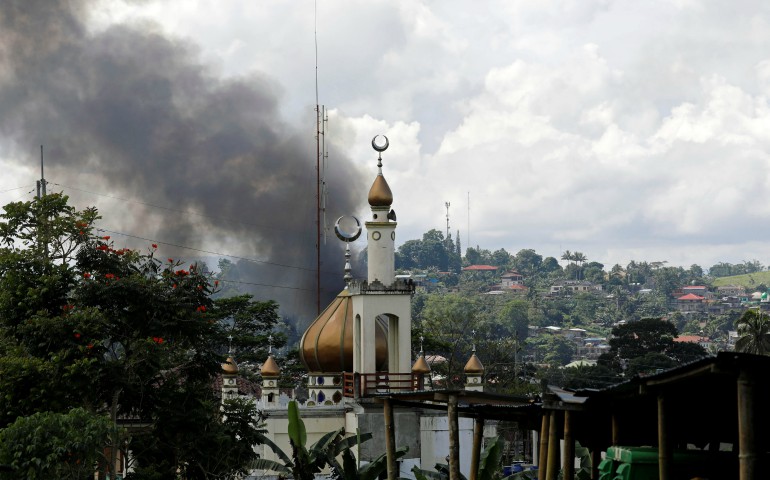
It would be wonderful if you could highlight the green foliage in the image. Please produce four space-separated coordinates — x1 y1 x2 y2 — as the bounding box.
735 309 770 355
599 318 707 373
412 436 504 480
213 294 285 364
0 408 113 480
253 400 388 480
0 195 267 478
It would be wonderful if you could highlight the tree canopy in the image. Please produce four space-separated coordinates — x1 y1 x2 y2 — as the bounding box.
0 194 269 479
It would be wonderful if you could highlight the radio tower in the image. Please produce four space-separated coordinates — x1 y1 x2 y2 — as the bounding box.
445 201 451 242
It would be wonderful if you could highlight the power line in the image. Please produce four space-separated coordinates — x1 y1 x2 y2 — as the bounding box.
94 226 321 274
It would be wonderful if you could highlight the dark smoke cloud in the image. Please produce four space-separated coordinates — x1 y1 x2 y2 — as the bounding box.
0 0 367 324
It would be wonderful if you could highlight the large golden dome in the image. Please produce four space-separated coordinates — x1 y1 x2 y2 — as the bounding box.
299 290 388 372
368 174 393 207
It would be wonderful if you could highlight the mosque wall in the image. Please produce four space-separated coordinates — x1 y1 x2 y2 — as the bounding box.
420 412 475 478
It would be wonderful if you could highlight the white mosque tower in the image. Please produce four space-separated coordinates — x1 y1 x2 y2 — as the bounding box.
298 135 413 393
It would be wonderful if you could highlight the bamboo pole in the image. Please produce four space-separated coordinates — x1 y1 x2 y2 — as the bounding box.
538 414 550 480
611 411 620 446
546 411 559 480
591 449 601 480
563 410 574 480
383 398 397 480
657 394 671 480
738 371 756 480
470 417 485 480
448 394 461 480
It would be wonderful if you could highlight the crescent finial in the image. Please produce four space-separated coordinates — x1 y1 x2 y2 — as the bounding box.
372 135 389 152
334 216 362 242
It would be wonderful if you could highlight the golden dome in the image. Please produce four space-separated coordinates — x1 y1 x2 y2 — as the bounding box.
411 354 431 374
261 355 280 377
464 353 484 374
299 290 388 372
222 356 239 375
368 175 393 207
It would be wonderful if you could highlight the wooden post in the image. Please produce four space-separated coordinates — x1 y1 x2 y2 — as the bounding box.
470 417 485 480
591 448 601 480
383 398 397 480
657 394 671 480
546 411 559 480
563 410 574 480
448 394 461 480
611 411 620 446
737 371 756 480
538 414 550 480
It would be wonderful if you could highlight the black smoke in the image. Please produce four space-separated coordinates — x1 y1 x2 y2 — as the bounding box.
0 0 367 325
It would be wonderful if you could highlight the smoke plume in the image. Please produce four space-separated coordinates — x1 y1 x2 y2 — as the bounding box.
0 0 367 325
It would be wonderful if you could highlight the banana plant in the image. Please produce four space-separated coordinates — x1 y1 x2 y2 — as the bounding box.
251 400 391 480
412 436 504 480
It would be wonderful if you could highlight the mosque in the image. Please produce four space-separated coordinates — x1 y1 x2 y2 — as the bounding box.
220 137 494 478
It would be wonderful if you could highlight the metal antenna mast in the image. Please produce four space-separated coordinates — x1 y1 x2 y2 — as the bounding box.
314 0 322 315
445 201 451 242
36 145 47 199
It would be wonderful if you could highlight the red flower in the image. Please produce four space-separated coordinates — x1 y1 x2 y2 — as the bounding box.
87 343 94 350
197 285 203 290
152 244 158 249
153 337 164 344
78 230 84 235
214 280 219 287
97 245 108 251
73 333 81 339
83 273 91 279
102 236 110 240
168 258 173 263
172 284 177 289
105 273 115 279
196 305 206 313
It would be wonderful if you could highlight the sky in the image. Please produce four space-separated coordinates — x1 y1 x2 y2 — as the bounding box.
2 0 770 303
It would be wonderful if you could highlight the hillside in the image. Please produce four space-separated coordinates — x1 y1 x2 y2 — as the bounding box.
711 271 770 290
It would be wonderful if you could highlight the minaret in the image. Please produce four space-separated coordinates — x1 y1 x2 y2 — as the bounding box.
411 336 432 390
464 332 484 392
366 135 396 285
350 136 413 381
260 335 281 407
221 337 239 400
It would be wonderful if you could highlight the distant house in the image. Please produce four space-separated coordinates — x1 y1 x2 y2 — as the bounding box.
717 285 746 297
674 335 711 350
676 293 705 312
550 280 603 295
507 284 528 295
682 285 713 299
462 265 498 272
501 270 524 286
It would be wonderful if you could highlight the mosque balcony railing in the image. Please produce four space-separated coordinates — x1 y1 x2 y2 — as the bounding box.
346 279 416 295
343 372 423 398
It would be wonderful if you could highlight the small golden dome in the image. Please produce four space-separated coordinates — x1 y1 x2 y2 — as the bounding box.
261 355 280 377
411 355 431 374
222 356 239 375
368 175 393 207
464 353 484 374
299 290 388 372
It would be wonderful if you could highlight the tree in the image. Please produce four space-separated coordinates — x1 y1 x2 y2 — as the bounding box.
0 195 266 478
735 309 770 355
598 318 707 373
512 249 542 277
0 408 113 480
213 294 285 365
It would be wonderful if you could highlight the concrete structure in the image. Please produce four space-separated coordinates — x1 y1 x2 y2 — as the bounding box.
235 138 497 479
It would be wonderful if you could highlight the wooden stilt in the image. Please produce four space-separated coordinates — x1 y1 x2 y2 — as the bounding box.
538 414 550 480
563 410 574 480
657 394 671 480
738 371 756 480
546 411 559 480
448 394 461 480
470 417 485 480
383 398 397 480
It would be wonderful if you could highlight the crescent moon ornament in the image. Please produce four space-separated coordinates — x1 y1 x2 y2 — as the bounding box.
372 135 389 152
334 216 362 242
